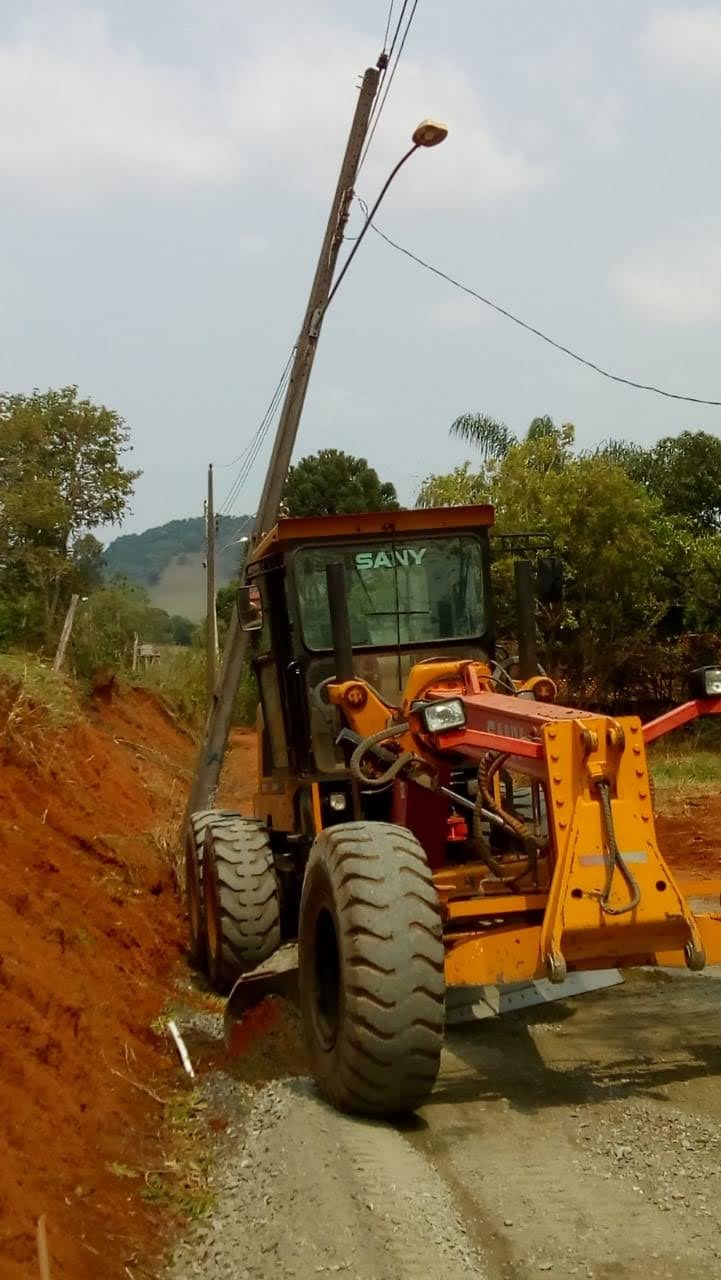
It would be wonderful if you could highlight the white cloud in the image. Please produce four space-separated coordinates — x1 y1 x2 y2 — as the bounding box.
613 225 721 325
356 56 546 209
643 8 721 79
0 12 545 211
0 15 241 204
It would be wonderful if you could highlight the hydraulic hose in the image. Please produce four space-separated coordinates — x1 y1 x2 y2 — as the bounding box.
473 752 542 889
350 722 413 788
596 779 641 916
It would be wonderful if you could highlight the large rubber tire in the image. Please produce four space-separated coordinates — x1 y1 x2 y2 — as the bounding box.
298 821 445 1118
185 810 239 971
203 816 281 993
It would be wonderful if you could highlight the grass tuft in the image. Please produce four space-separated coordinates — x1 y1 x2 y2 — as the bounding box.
0 654 80 763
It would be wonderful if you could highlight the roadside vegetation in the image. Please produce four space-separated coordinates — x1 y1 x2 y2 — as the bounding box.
419 414 721 709
2 388 721 766
649 720 721 796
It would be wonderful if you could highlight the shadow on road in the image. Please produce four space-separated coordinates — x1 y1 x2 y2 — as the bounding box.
428 969 721 1114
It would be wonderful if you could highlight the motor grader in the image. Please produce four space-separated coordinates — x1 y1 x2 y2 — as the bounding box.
186 503 721 1117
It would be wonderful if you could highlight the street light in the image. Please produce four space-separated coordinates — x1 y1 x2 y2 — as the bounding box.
412 119 449 147
325 118 448 307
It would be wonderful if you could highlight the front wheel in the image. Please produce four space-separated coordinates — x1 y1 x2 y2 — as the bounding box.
298 821 445 1118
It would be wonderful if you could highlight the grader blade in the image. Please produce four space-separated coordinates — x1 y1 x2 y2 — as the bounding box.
224 944 299 1055
444 969 623 1025
223 941 622 1046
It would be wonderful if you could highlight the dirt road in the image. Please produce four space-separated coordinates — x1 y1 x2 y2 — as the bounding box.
167 962 721 1280
165 741 721 1280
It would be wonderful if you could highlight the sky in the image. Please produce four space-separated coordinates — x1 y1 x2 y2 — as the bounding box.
2 1 721 537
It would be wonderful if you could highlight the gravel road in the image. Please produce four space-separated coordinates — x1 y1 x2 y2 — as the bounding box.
167 967 721 1280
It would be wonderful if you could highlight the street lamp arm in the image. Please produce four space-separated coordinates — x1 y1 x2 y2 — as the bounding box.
325 143 419 309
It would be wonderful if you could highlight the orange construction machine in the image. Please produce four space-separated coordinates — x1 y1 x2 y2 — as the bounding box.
186 504 721 1117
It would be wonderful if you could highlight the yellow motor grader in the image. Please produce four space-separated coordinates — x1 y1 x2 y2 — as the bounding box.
186 504 721 1117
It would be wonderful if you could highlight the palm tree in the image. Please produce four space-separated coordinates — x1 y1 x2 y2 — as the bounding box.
450 413 517 461
450 413 560 461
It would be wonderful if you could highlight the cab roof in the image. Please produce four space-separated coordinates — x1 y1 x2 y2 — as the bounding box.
248 504 495 565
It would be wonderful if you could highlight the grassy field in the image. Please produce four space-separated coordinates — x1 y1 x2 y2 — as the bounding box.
649 721 721 794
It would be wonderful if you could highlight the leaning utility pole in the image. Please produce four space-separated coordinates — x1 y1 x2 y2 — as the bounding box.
205 464 218 709
185 64 380 821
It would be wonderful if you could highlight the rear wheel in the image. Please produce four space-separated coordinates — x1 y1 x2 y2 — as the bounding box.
298 821 445 1118
185 810 239 970
203 816 281 992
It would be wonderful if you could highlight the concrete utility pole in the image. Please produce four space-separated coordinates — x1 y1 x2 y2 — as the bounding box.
185 64 381 821
205 464 218 709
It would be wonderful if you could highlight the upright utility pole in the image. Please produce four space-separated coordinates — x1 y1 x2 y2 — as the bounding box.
185 64 380 820
205 464 217 709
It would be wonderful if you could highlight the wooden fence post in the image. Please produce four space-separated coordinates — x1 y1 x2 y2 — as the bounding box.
53 595 79 672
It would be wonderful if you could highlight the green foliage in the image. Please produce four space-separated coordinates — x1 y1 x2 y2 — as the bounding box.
71 583 151 676
450 413 516 460
0 655 79 762
136 644 257 732
492 441 667 694
66 584 194 678
416 462 489 509
168 614 195 646
282 449 399 517
595 430 721 536
216 580 239 633
641 431 721 535
136 646 208 730
0 386 139 645
420 420 689 702
449 412 573 466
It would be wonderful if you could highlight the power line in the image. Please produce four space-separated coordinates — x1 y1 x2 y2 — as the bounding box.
362 206 721 409
382 0 396 50
358 0 419 175
215 348 295 473
220 364 291 516
218 349 296 515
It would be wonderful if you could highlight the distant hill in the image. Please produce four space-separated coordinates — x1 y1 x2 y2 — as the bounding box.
104 515 253 622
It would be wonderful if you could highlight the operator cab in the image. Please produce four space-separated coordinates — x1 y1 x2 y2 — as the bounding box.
240 506 494 828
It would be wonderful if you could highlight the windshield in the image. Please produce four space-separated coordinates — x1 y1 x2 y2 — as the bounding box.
295 535 487 651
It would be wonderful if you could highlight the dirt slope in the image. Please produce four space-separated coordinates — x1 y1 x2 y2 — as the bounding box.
3 680 720 1280
0 687 192 1280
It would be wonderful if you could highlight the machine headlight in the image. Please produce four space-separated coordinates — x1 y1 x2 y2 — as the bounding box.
328 792 347 812
422 698 466 734
690 666 721 698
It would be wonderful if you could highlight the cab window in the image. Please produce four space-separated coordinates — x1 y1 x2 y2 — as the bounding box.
295 535 486 651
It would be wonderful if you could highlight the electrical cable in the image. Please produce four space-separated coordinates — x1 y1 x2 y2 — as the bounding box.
358 0 419 176
360 204 721 408
382 0 396 51
218 350 296 515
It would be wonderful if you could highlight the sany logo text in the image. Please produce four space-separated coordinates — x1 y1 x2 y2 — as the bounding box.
355 548 427 571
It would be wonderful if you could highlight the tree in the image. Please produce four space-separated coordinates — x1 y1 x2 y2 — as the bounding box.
418 434 674 700
594 430 721 537
70 582 153 675
282 449 399 517
0 386 139 644
168 614 195 646
416 462 489 508
450 413 516 460
641 432 721 536
450 412 574 474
